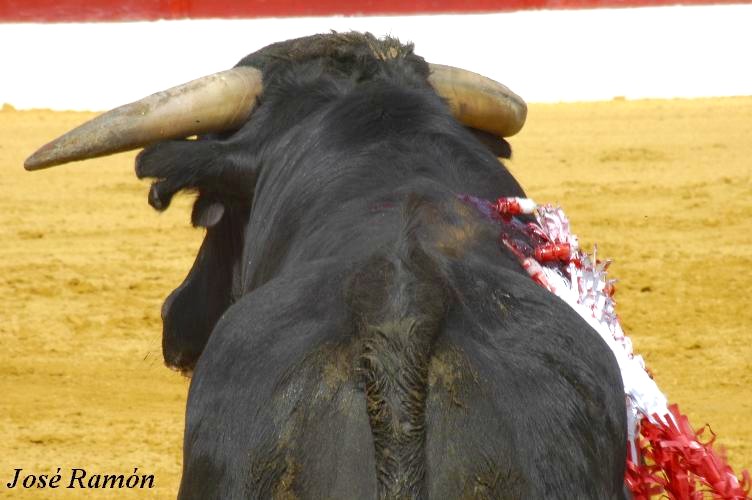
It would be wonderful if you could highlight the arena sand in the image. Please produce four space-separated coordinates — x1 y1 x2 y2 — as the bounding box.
1 97 750 498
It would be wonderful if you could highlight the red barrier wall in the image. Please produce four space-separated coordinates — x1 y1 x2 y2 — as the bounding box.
1 0 749 22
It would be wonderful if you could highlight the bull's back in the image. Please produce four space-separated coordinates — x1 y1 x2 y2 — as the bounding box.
422 265 628 498
178 258 381 499
179 241 626 499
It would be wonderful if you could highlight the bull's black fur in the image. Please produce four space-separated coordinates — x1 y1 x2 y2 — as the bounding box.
348 196 451 497
136 32 627 498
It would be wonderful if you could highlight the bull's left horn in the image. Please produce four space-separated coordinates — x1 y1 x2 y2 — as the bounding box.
24 66 263 170
428 63 527 138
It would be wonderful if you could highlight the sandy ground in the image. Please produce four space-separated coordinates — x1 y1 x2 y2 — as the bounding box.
1 98 750 498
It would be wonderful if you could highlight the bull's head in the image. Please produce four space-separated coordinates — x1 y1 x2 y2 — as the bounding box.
25 33 527 374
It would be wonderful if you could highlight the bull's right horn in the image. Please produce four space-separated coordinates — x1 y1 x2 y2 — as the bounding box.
428 64 527 138
24 66 263 170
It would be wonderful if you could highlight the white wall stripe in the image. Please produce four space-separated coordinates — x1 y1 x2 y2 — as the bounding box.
2 4 751 110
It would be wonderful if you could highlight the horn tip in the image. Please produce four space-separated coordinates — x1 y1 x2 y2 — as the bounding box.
24 144 59 170
24 161 50 171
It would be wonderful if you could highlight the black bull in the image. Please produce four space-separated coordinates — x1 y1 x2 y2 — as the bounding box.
31 33 627 498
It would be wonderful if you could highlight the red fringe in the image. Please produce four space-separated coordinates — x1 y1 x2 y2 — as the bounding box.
488 197 750 498
625 404 750 499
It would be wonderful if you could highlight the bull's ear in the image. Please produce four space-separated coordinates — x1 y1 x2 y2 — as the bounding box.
161 205 247 373
468 128 512 159
136 137 259 214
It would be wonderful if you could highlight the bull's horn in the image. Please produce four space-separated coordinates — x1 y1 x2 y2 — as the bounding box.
24 66 263 170
428 63 527 137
